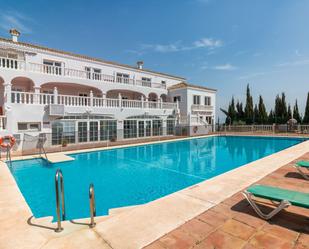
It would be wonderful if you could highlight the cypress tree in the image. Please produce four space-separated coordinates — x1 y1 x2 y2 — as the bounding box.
281 93 288 123
244 84 254 124
258 95 268 124
274 94 282 124
287 104 292 120
293 100 302 123
227 97 237 124
268 109 274 124
236 101 244 122
253 104 259 124
303 92 309 124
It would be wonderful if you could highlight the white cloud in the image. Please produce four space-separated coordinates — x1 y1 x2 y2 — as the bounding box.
213 63 237 71
193 38 223 49
276 59 309 67
137 37 223 54
238 70 283 80
0 11 33 34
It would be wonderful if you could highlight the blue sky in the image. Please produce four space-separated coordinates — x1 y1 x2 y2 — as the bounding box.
1 0 309 120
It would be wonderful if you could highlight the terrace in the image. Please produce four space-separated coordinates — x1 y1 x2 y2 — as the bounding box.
0 57 168 89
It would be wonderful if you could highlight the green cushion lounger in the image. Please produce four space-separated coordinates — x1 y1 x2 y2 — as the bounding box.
294 160 309 180
243 185 309 220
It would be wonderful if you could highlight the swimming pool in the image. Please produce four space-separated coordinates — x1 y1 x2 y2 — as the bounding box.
9 135 305 220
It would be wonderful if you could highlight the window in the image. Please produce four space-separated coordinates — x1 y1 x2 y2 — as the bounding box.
100 120 117 141
173 96 181 102
93 68 101 80
193 95 201 105
206 116 212 124
60 121 76 144
18 122 41 131
85 67 91 79
0 51 19 69
124 120 137 138
152 120 163 136
116 73 130 84
43 60 62 75
89 121 99 141
161 81 166 88
141 77 151 87
205 96 211 106
167 119 175 135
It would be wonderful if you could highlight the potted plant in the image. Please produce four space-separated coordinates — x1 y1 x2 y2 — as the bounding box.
110 135 117 142
61 139 68 147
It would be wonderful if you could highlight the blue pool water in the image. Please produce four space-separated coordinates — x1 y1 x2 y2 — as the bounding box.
9 136 305 220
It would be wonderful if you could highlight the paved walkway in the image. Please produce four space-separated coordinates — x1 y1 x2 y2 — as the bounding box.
145 153 309 249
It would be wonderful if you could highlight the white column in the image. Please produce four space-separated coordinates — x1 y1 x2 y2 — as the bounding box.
118 93 122 108
160 97 163 109
102 92 106 107
4 83 12 105
141 96 144 109
90 90 93 107
34 86 41 104
53 87 58 104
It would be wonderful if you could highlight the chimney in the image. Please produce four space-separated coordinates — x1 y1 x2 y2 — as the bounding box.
9 29 20 42
137 61 144 69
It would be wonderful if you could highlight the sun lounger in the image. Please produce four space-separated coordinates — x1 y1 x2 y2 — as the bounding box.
243 185 309 220
294 160 309 180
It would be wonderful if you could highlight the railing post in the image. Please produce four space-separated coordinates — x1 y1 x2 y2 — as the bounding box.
89 183 96 228
55 169 65 232
53 87 58 104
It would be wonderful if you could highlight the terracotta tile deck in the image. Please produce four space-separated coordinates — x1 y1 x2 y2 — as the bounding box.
145 153 309 249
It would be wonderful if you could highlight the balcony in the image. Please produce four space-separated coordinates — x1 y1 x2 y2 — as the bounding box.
10 91 177 113
191 104 214 112
0 57 167 89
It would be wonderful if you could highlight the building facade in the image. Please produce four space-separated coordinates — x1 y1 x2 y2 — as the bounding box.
0 30 216 151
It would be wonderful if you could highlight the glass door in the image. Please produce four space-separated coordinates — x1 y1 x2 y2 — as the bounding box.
145 120 152 137
78 121 88 142
138 120 145 137
89 121 99 141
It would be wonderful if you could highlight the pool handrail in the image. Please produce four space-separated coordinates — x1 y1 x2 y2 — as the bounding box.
89 183 96 228
55 169 66 232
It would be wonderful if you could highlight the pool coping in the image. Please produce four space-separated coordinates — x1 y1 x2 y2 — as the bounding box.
1 135 309 249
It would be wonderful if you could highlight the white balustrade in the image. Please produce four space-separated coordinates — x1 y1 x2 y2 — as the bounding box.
0 57 25 70
10 91 177 111
1 58 167 89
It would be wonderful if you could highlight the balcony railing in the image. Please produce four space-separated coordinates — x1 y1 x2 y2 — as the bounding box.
10 91 177 110
191 104 214 112
0 57 167 89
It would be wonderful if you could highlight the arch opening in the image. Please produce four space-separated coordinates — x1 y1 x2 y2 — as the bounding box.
40 82 103 97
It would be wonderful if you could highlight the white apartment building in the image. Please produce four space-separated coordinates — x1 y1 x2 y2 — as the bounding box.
0 29 216 151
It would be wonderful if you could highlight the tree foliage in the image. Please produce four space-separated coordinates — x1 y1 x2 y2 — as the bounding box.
293 100 302 123
244 84 254 124
303 92 309 123
220 86 309 125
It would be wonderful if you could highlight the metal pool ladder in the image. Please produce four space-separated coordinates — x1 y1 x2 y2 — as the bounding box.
55 169 66 232
89 183 96 228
